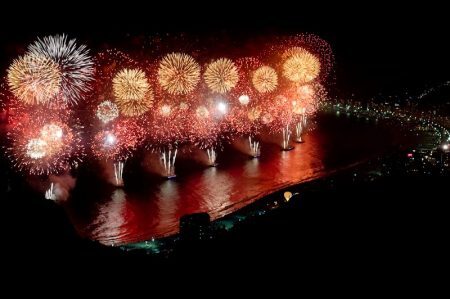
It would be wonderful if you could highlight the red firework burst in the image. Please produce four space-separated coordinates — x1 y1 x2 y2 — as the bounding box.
6 110 84 175
187 87 230 149
145 101 190 150
231 57 263 106
91 118 145 162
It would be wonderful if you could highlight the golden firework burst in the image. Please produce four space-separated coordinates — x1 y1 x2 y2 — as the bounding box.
157 53 200 95
160 104 172 117
293 104 306 115
297 85 315 99
39 123 64 155
204 58 239 93
281 47 305 60
112 68 153 117
196 105 210 118
113 68 149 100
247 107 262 121
252 66 278 93
7 53 62 105
261 113 273 124
282 48 320 84
179 102 189 110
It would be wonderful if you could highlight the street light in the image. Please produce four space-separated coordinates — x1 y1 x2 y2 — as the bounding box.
440 143 449 166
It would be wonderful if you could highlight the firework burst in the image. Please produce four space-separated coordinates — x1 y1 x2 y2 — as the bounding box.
189 100 223 152
238 95 250 106
2 33 333 179
204 58 239 94
27 34 94 106
290 83 326 142
96 100 119 123
290 83 327 116
94 49 138 82
252 65 278 93
282 48 321 84
6 112 84 175
112 68 153 117
0 81 8 110
290 34 335 82
92 119 145 162
196 105 210 119
266 95 294 131
160 104 172 117
7 54 61 105
147 102 186 148
226 100 260 137
264 34 334 84
40 123 64 143
179 102 189 111
92 49 139 96
224 57 266 140
247 107 262 121
261 112 274 125
26 138 48 159
263 95 295 150
231 57 263 106
157 53 200 95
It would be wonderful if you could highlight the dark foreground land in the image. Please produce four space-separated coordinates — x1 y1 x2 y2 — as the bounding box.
0 148 447 270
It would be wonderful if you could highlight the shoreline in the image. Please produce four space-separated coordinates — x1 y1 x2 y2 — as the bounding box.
121 99 441 254
121 144 409 255
1 97 447 258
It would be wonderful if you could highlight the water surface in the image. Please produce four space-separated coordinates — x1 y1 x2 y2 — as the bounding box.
65 113 402 245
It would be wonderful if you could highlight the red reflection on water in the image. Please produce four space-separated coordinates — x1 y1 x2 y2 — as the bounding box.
66 115 397 245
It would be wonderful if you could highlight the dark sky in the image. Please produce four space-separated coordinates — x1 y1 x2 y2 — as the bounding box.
1 3 448 98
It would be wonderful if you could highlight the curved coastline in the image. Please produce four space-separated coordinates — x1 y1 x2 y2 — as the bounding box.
121 99 449 253
67 109 405 245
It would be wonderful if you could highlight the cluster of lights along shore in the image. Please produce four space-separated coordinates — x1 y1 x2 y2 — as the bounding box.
1 33 334 192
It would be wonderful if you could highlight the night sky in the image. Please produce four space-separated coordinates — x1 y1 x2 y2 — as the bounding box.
0 3 448 264
1 4 448 98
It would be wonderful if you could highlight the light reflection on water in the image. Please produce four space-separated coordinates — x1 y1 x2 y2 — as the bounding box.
88 189 129 244
66 114 397 245
155 180 180 233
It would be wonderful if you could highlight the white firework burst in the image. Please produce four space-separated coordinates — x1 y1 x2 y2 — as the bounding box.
96 100 119 124
27 34 94 106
